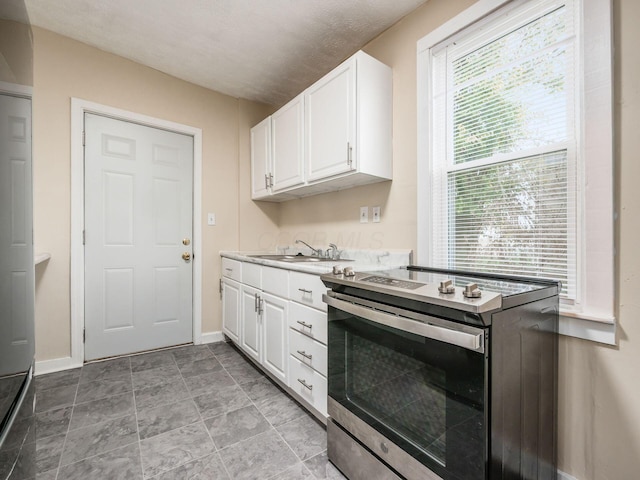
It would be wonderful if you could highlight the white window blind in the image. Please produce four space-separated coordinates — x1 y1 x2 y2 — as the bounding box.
429 0 577 298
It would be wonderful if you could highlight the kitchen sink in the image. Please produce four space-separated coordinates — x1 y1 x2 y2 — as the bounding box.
248 254 352 263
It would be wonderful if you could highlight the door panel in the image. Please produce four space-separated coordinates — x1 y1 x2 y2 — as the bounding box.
84 113 193 360
240 285 260 363
0 94 34 376
103 268 134 330
305 60 355 181
272 95 304 191
250 117 270 199
222 278 241 343
262 293 288 383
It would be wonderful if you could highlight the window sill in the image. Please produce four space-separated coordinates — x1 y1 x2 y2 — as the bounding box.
559 308 616 345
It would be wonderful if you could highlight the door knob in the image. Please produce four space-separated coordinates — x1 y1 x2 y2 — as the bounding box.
182 252 191 261
182 238 191 246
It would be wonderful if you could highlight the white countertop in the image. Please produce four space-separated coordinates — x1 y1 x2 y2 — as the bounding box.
220 248 413 275
35 252 51 265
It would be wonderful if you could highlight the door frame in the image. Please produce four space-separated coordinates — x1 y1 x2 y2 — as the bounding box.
70 98 203 365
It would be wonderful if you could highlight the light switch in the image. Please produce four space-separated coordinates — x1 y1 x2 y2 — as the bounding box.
360 206 369 223
207 213 216 226
372 206 381 223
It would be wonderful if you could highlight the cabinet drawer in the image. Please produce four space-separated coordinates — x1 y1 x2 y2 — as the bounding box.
288 301 327 345
262 266 289 298
289 329 327 377
242 262 262 289
289 355 327 417
222 258 242 282
289 271 327 311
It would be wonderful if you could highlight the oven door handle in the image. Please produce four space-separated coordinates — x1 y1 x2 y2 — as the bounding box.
323 294 485 353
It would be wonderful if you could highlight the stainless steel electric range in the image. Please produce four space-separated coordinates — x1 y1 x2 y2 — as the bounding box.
321 265 560 480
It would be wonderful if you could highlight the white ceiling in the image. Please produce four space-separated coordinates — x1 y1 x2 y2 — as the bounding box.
18 0 427 106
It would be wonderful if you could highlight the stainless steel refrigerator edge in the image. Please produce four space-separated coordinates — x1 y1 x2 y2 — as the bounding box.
0 1 36 478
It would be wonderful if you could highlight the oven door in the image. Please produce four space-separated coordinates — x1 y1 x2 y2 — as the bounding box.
324 292 488 480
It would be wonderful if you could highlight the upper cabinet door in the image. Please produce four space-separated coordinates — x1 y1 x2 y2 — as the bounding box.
250 117 271 199
305 58 356 182
272 94 305 192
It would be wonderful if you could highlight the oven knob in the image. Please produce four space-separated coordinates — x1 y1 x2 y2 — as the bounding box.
438 279 455 294
343 266 355 277
463 283 482 298
332 265 343 275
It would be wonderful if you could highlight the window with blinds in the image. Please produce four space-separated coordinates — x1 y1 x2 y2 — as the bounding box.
429 0 577 298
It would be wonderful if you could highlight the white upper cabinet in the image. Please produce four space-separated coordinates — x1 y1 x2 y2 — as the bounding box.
251 50 392 202
250 116 271 200
305 60 355 181
272 94 305 192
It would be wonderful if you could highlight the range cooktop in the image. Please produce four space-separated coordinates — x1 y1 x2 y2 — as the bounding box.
321 265 561 314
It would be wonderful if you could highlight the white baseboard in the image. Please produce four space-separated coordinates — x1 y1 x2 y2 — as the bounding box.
35 356 83 376
558 470 578 480
35 333 225 375
199 331 225 345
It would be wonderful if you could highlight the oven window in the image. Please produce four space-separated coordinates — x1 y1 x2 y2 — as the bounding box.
329 308 487 480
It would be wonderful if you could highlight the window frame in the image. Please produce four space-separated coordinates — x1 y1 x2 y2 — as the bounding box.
417 0 615 344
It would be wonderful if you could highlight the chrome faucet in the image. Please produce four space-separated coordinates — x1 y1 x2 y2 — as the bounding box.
295 239 322 257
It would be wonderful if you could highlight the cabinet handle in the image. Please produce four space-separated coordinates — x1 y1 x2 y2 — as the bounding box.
347 142 353 167
265 174 269 190
298 288 312 294
254 293 259 312
296 350 312 360
219 279 223 297
225 268 233 272
269 173 274 188
258 297 264 315
296 320 313 330
297 378 313 391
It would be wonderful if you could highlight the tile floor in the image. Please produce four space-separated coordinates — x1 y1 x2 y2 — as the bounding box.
34 341 346 479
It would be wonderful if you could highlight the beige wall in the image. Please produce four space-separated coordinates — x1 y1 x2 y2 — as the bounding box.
0 19 33 86
257 0 639 478
32 27 269 361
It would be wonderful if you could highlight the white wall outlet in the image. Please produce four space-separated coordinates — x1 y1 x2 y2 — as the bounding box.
372 206 381 223
207 213 216 226
360 206 369 223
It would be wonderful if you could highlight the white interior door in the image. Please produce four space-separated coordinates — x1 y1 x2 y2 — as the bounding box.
84 113 193 361
0 94 34 375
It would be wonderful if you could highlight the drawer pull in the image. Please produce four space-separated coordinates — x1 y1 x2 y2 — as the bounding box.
225 268 233 272
298 288 313 294
296 350 312 360
296 320 313 329
297 378 313 391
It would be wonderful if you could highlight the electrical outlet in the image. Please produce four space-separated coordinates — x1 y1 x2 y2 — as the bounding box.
372 206 381 223
207 213 216 226
360 206 369 223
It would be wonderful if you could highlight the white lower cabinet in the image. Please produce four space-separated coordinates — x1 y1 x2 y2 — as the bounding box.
240 284 261 363
261 292 288 383
221 258 329 419
221 278 241 344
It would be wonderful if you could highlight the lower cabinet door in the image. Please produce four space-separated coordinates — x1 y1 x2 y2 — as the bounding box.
222 278 241 343
289 355 328 416
262 293 289 384
240 284 261 363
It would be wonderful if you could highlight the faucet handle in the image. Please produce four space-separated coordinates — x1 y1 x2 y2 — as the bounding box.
326 243 340 260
